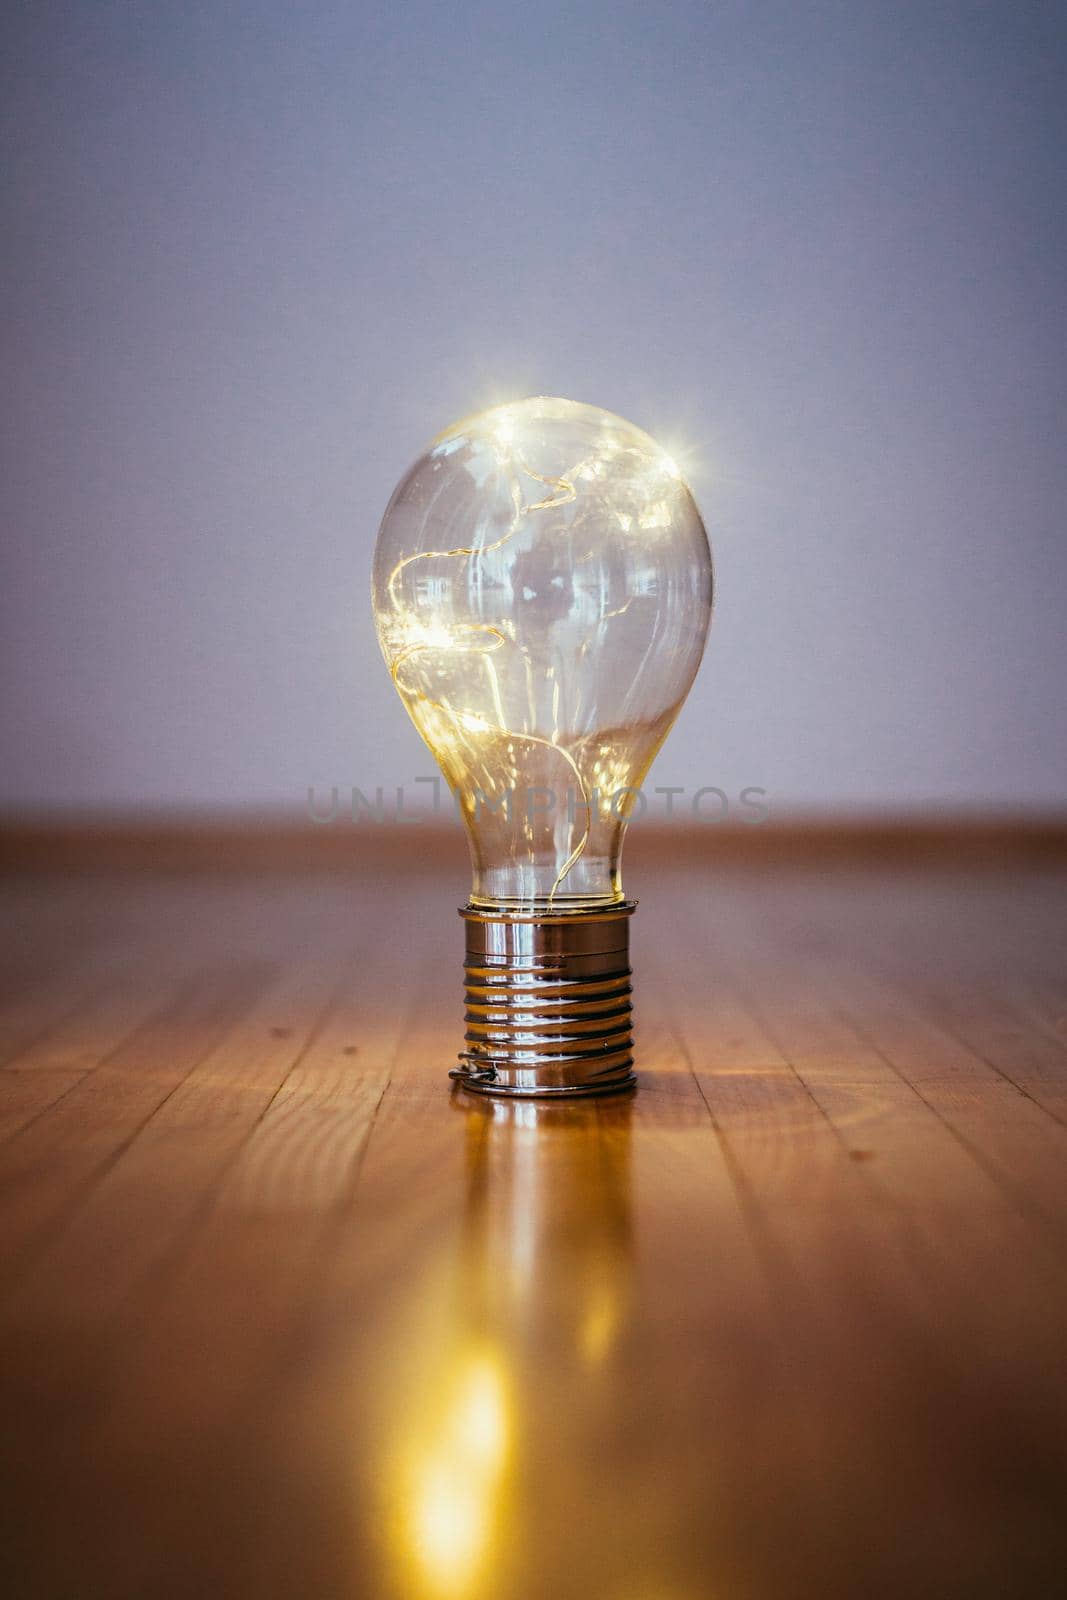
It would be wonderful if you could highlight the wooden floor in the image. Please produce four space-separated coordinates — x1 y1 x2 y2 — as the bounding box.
1 850 1066 1599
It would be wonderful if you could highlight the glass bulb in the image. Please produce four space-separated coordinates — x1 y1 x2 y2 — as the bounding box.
372 396 713 1098
373 397 712 905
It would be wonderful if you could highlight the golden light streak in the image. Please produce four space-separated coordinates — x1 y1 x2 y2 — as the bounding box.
398 1350 510 1597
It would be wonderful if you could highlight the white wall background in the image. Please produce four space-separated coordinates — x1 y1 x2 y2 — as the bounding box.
3 1 1065 814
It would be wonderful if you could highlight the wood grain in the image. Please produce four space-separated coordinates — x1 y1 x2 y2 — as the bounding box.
0 852 1065 1599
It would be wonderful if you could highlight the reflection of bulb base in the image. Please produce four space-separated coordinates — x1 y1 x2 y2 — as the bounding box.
450 904 637 1098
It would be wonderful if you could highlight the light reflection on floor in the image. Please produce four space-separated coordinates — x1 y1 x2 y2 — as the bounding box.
376 1094 639 1600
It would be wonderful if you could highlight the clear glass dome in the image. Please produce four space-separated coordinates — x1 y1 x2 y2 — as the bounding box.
372 397 713 908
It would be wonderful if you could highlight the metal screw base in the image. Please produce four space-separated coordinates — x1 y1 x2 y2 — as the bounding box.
451 902 637 1099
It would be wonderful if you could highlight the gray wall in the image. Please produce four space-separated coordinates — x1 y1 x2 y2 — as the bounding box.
3 1 1065 813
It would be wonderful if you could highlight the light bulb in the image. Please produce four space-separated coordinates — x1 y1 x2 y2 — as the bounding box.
373 396 713 1097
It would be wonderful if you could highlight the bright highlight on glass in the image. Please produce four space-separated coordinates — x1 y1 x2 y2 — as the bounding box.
373 396 713 1097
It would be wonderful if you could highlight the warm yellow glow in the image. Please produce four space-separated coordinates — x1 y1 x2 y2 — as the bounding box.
491 409 515 449
381 430 628 901
451 1360 508 1466
639 499 673 530
373 396 713 909
399 1351 510 1597
456 709 493 736
410 1468 484 1592
580 1281 621 1365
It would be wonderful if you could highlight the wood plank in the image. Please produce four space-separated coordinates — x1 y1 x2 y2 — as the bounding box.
0 964 104 1069
897 970 1067 1123
806 963 1067 1248
0 1070 86 1145
3 812 1067 873
0 964 271 1289
2 954 348 1327
0 864 1066 1600
662 876 1067 1596
2 971 195 1077
89 930 417 1444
